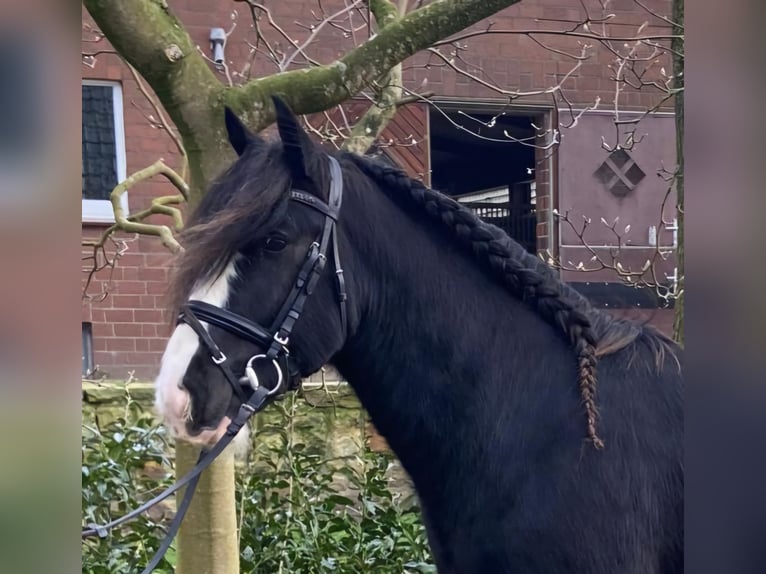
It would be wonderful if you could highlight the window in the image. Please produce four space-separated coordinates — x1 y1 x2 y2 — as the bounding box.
82 81 127 222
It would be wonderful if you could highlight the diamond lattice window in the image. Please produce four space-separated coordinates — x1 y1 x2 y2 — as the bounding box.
594 149 645 197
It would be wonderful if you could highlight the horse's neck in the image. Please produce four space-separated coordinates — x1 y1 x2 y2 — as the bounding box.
332 194 572 502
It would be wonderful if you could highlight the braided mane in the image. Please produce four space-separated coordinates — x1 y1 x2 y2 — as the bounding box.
345 153 674 448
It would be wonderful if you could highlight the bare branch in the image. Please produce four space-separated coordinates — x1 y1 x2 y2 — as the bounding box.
233 0 525 127
282 0 365 70
82 234 136 302
245 3 283 74
82 49 118 67
242 1 323 69
341 0 404 154
82 160 188 301
110 160 188 253
546 165 681 305
631 0 684 29
125 63 187 166
426 44 587 100
85 0 524 192
433 27 680 48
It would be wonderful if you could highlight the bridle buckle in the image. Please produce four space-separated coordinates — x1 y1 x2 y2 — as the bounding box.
274 332 289 346
212 351 227 365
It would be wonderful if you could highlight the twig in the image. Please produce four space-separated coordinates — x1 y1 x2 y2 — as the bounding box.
81 160 188 301
124 63 187 163
282 0 364 69
433 28 680 48
243 1 322 69
546 165 681 304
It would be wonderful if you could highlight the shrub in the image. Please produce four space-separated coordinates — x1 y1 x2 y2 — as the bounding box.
82 393 433 574
82 400 175 574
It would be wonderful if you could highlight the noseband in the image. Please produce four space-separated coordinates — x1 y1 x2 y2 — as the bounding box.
82 156 347 573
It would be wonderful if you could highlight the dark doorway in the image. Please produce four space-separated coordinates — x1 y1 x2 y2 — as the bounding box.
429 107 539 254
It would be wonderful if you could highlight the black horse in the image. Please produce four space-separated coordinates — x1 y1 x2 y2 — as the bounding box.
155 97 683 573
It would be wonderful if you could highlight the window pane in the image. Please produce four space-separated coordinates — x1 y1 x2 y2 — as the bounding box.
82 85 117 201
82 322 93 376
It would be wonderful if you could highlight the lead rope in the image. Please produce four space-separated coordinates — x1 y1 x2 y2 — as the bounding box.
139 467 201 573
83 384 272 573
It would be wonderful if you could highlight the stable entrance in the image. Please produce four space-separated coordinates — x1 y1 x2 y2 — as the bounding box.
429 106 542 254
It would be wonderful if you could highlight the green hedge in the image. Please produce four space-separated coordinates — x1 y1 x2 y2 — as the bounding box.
81 382 433 573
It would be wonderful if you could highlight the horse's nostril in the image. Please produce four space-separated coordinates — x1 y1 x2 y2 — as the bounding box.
185 421 203 437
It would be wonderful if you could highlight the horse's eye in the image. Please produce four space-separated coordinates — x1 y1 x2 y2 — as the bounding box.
262 236 287 252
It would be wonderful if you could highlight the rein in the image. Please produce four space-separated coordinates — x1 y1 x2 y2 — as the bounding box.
82 157 346 573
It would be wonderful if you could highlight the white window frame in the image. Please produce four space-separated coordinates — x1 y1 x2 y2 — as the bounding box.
82 80 128 223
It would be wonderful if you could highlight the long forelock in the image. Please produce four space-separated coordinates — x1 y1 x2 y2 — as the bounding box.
168 141 292 314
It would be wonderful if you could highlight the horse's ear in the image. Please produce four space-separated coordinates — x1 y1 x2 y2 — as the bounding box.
224 106 260 156
271 95 316 181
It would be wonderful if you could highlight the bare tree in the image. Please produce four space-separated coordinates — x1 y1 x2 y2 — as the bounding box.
83 0 525 200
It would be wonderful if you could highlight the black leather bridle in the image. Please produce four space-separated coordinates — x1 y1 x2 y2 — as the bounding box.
180 154 347 406
82 157 347 573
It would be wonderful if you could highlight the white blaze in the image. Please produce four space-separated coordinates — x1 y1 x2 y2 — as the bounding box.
154 260 245 446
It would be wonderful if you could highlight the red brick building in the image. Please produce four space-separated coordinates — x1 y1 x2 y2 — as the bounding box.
82 0 677 379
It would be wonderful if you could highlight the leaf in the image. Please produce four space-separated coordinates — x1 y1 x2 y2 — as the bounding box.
363 499 378 516
326 495 355 507
320 557 337 570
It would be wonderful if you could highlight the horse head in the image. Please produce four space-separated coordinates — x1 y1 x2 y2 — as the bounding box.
154 98 352 445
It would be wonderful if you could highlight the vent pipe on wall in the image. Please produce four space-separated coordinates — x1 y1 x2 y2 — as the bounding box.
210 28 226 66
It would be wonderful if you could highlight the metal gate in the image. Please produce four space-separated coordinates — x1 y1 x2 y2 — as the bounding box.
463 200 537 255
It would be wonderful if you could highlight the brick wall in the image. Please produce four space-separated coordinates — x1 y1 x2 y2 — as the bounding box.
82 2 184 378
81 0 675 378
82 231 177 378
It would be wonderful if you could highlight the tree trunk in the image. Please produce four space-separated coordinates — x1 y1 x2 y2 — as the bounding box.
170 164 240 573
342 0 404 155
175 444 239 574
672 0 684 345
